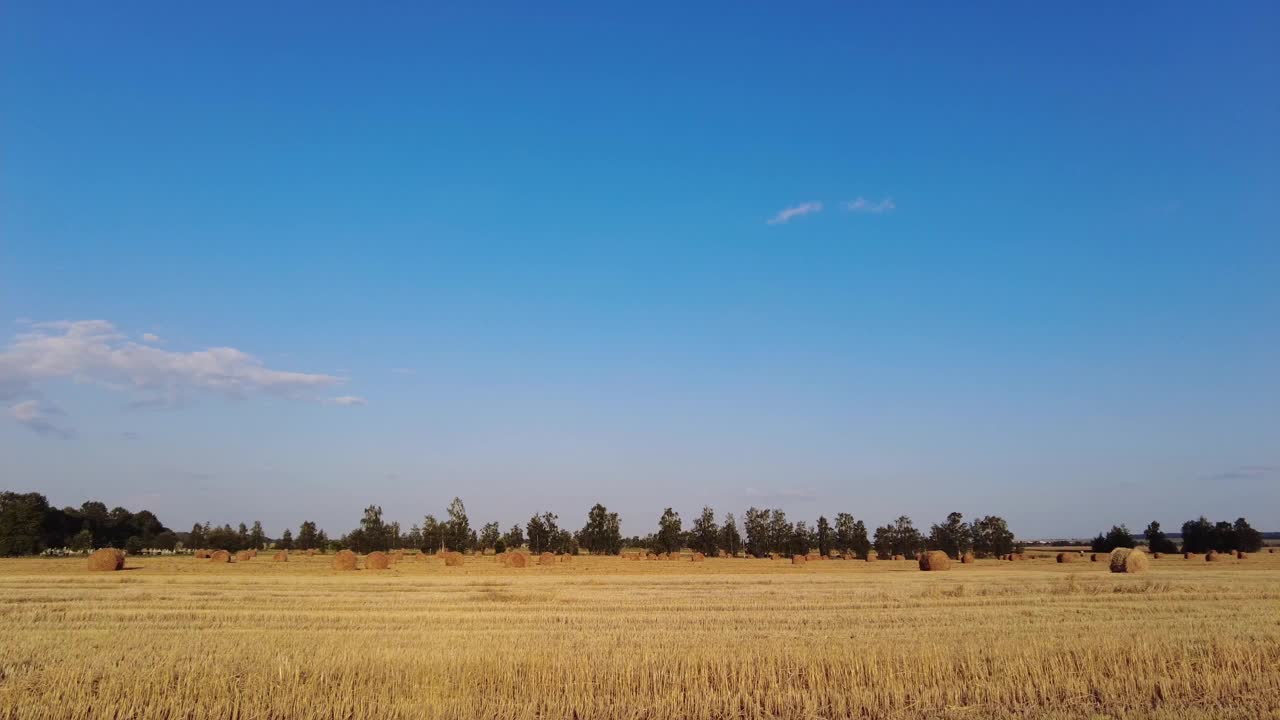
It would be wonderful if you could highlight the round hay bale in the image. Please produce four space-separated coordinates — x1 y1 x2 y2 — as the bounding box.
306 549 317 556
193 549 210 559
248 549 258 558
691 552 705 562
961 553 974 564
560 554 572 563
1235 550 1246 559
919 550 952 571
539 552 556 566
332 549 357 570
1152 552 1162 559
235 550 253 562
769 553 780 560
272 551 288 562
1206 551 1227 562
443 551 464 567
791 554 806 565
892 554 905 561
1183 551 1192 559
1056 552 1076 564
87 548 125 571
210 550 231 563
1109 547 1149 573
509 552 528 568
1090 553 1099 562
366 551 390 570
806 552 821 562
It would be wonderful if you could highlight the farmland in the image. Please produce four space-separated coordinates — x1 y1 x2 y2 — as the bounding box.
2 552 1279 720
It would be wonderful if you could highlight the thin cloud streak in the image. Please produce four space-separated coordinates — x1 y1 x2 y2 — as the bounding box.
767 202 823 225
842 197 895 214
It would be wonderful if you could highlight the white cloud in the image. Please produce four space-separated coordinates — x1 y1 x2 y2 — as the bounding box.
141 333 162 344
0 320 347 419
328 395 367 406
10 400 74 439
767 202 823 225
842 197 895 214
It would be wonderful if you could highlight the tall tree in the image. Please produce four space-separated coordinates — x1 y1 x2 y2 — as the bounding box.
577 504 623 555
422 515 442 553
297 521 318 550
444 497 471 552
654 508 683 555
502 524 525 550
815 516 833 557
1234 518 1263 553
928 512 971 558
787 521 811 556
526 513 554 554
743 507 770 557
188 522 206 550
358 506 389 552
0 492 52 556
719 512 742 556
767 509 790 555
1143 521 1177 554
248 521 267 550
690 506 719 556
279 528 293 550
478 522 501 551
969 516 1014 558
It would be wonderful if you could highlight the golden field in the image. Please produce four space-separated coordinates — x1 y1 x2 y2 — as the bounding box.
2 551 1279 720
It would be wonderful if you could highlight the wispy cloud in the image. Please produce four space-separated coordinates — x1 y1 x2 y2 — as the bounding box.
0 320 357 432
10 400 74 439
328 395 367 406
842 197 895 214
141 333 162 344
767 202 823 225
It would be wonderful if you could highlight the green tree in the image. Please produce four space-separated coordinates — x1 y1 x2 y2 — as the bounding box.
1143 521 1177 554
188 522 206 550
689 506 718 556
719 512 742 556
70 528 94 552
422 515 442 553
444 498 471 552
969 516 1014 558
928 512 971 558
743 507 770 557
502 524 525 550
1234 518 1263 553
279 529 293 550
788 521 810 556
815 516 833 557
248 521 267 550
0 492 53 556
654 508 682 555
1091 525 1136 553
357 506 389 553
577 504 623 555
527 513 560 554
767 509 790 555
297 521 318 550
478 522 500 551
1180 517 1214 553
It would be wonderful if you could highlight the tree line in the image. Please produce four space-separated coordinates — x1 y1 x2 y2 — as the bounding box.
3 488 1268 559
1090 518 1265 554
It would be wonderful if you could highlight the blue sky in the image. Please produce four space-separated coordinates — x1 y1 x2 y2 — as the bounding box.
2 3 1277 539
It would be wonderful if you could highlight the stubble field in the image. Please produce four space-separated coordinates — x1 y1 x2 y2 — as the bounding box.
1 551 1279 720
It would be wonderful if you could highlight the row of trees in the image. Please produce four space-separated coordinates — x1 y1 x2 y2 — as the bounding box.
1090 518 1264 554
0 492 175 556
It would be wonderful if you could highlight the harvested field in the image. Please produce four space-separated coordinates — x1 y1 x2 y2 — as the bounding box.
1 553 1278 719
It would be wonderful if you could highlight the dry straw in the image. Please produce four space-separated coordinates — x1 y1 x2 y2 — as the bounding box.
961 553 974 564
918 550 951 571
1109 547 1149 574
366 552 390 570
791 555 806 565
691 552 705 562
272 551 288 562
509 552 528 568
210 550 231 563
234 551 253 562
1056 552 1076 564
332 549 357 571
539 553 556 566
87 548 125 572
443 552 464 567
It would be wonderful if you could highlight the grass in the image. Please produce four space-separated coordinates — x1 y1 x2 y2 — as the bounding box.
1 552 1279 719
